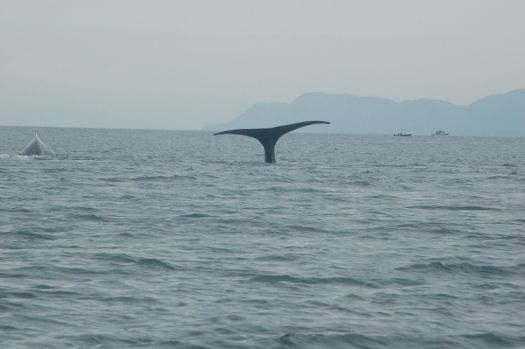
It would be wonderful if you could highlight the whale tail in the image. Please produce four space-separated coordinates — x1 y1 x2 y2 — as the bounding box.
214 121 330 163
19 133 55 156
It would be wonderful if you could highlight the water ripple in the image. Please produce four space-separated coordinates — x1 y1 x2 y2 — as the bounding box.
1 128 524 349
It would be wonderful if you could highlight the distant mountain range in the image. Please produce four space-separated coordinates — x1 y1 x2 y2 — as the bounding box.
205 89 525 136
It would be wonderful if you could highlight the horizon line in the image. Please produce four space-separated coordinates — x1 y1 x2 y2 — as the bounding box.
1 124 523 138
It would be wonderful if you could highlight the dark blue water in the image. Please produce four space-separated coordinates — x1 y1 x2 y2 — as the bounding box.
1 126 524 348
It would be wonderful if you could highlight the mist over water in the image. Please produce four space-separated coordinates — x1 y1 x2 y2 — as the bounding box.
1 127 524 349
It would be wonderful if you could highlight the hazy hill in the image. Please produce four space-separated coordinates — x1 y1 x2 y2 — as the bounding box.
205 90 525 136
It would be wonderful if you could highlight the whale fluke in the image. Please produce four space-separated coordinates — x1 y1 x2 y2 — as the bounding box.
19 133 55 156
214 120 330 163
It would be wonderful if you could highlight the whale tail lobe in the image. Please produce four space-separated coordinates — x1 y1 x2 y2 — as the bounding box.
19 133 55 156
214 121 330 163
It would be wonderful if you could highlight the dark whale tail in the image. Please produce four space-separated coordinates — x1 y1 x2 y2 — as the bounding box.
214 121 330 163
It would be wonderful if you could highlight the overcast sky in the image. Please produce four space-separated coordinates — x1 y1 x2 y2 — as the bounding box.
1 0 524 130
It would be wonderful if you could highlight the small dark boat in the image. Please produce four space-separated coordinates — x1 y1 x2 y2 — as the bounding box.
432 130 449 136
393 132 412 136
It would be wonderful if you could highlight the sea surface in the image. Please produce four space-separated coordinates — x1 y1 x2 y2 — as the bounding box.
1 126 524 349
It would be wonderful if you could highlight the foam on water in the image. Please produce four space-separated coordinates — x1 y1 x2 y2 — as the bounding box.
1 127 524 349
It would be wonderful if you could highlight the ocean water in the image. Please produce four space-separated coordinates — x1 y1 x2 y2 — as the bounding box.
1 126 524 349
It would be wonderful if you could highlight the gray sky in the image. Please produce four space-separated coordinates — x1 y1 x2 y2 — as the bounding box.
1 0 524 130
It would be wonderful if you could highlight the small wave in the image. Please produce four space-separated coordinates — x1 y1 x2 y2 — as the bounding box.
368 194 399 200
262 185 317 193
284 224 329 234
117 232 134 237
255 254 299 262
180 213 212 219
42 167 67 173
0 271 32 279
0 207 32 213
487 175 512 180
385 277 424 287
0 300 28 311
102 295 158 304
279 332 386 349
1 291 37 299
102 177 125 183
407 205 499 211
55 266 101 275
2 230 56 240
343 293 365 301
135 258 176 270
353 180 371 186
59 334 154 347
155 339 209 348
132 174 196 182
250 274 375 287
66 205 97 212
69 156 97 161
394 223 466 235
33 288 80 297
371 163 408 168
461 333 525 347
396 261 524 276
94 253 137 264
72 213 111 222
94 253 177 271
